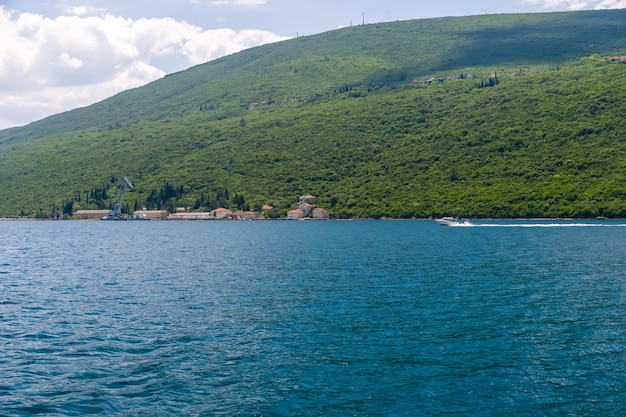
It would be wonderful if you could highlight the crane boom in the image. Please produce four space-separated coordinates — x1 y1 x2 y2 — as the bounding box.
106 176 133 219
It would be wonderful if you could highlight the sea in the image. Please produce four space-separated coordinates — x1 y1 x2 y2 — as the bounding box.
1 219 625 416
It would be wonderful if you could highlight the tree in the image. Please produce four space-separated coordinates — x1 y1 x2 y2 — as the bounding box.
62 200 74 216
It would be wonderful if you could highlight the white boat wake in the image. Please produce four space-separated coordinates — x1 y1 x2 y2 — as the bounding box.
456 222 626 228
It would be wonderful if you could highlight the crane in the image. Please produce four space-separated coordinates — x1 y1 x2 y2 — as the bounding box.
103 176 133 220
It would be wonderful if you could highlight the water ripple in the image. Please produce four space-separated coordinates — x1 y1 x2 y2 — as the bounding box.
1 220 626 415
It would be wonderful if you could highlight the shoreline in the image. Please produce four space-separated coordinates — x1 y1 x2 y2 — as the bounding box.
1 216 622 222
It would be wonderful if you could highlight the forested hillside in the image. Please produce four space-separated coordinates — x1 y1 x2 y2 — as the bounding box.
1 9 625 218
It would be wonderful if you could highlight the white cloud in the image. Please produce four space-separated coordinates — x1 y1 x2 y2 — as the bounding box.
521 0 626 10
0 5 288 129
58 52 83 69
183 28 285 64
65 6 108 16
595 0 626 7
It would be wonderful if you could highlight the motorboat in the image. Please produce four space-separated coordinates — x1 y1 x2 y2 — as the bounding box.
435 217 457 226
435 216 471 226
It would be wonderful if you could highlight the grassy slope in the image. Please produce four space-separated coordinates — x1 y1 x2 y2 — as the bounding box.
0 10 625 218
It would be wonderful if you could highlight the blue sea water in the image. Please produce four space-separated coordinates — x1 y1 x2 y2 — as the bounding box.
1 219 625 416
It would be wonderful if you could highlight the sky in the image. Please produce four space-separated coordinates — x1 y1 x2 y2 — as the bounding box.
1 0 625 130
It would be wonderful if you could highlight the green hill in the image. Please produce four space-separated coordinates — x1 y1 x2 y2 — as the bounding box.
1 9 626 218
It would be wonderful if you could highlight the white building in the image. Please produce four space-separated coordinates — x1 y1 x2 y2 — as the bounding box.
210 208 233 219
312 208 329 219
169 212 212 220
299 203 314 215
287 209 305 220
